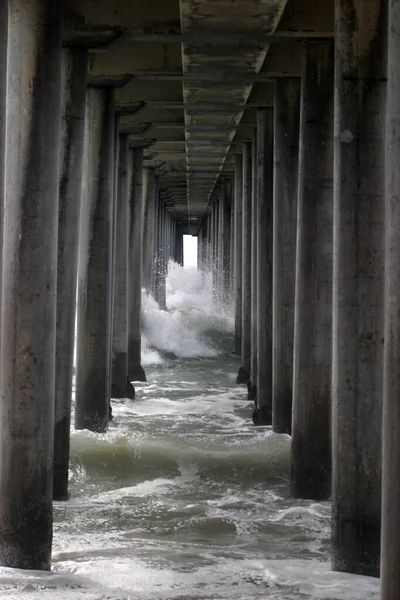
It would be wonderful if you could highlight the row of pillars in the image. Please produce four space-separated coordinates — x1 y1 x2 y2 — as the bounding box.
0 0 183 571
198 2 400 597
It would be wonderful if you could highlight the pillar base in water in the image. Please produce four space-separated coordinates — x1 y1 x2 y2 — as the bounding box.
332 519 380 578
111 377 136 400
248 384 256 401
290 467 331 501
129 365 147 382
0 507 52 570
252 405 271 426
53 416 70 501
236 366 250 385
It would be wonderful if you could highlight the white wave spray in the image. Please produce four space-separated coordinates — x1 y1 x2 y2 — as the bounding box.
141 261 233 364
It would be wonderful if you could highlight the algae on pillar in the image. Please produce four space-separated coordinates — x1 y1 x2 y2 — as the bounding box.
381 0 400 595
332 0 385 577
128 146 146 382
0 0 62 569
54 48 88 501
291 42 333 501
272 78 300 435
75 87 115 433
255 108 274 425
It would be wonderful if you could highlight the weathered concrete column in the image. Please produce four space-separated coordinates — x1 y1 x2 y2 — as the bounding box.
156 198 167 309
381 1 400 595
0 0 6 268
250 129 258 400
128 147 146 381
217 181 231 306
198 226 205 270
176 224 184 267
254 108 273 425
237 142 252 385
234 155 243 355
332 0 385 577
0 0 62 569
223 180 232 304
207 214 212 272
75 87 115 432
272 78 300 435
142 168 156 292
230 189 235 296
53 48 88 501
217 192 224 306
212 200 219 304
291 42 333 500
111 134 135 399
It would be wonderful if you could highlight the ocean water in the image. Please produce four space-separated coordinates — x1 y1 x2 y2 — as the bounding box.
0 262 380 599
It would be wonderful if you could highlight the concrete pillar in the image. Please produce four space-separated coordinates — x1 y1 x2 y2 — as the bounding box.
152 186 159 297
198 226 204 270
111 134 135 399
0 0 6 286
128 147 146 381
254 108 273 425
207 214 212 272
142 168 156 292
212 200 219 304
234 155 243 355
230 189 235 297
332 0 385 577
381 1 400 595
176 225 184 266
217 182 231 306
291 42 333 500
250 129 258 400
272 78 300 435
238 142 252 385
54 48 88 501
0 0 62 569
217 192 224 305
156 198 167 309
75 87 115 432
222 180 232 304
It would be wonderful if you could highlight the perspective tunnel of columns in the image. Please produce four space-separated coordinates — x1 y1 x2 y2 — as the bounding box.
0 0 399 596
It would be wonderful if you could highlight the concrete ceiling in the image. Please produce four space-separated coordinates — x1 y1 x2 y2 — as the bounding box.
63 0 334 231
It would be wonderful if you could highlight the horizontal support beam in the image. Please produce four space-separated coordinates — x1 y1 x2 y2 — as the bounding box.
105 28 335 48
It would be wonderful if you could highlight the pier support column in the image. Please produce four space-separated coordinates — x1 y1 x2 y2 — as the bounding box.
0 0 6 263
332 0 385 577
250 130 258 400
76 87 115 432
212 200 219 304
381 1 400 595
255 108 274 425
128 147 146 381
111 134 135 399
291 42 333 500
176 224 184 267
238 142 252 385
54 48 88 500
223 180 232 305
142 168 156 292
234 155 243 355
272 78 300 434
0 0 62 569
155 198 167 308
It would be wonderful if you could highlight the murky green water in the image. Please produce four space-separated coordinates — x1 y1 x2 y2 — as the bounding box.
0 264 379 599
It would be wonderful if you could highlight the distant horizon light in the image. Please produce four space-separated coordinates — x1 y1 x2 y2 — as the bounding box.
183 235 198 269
